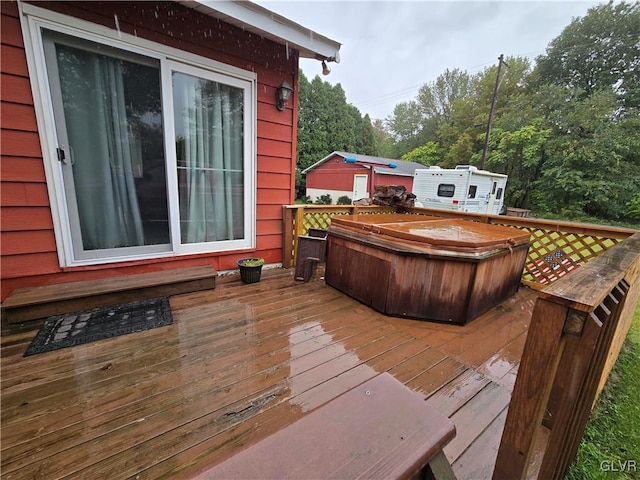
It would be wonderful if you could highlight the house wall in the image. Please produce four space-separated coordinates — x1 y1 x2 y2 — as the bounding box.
379 174 413 192
305 156 367 203
305 154 414 203
0 0 298 299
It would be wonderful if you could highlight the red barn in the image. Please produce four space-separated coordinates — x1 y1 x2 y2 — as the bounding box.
302 151 425 204
0 0 340 299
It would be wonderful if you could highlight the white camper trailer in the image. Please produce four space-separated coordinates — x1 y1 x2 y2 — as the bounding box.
412 165 508 215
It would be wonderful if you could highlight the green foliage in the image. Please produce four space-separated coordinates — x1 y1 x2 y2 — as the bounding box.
336 195 352 205
238 258 264 267
486 120 551 208
296 71 380 197
535 1 640 109
294 3 640 223
353 1 640 223
532 88 640 219
314 194 332 205
626 193 640 219
401 142 443 166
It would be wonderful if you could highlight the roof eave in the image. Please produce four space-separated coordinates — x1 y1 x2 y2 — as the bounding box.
375 169 413 177
177 0 341 60
301 151 341 174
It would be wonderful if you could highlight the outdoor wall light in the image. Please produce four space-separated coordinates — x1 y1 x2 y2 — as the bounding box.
321 60 331 76
276 81 293 111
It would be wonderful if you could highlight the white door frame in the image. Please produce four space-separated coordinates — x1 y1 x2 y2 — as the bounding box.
353 174 368 202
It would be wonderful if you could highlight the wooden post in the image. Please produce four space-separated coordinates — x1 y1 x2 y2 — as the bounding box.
292 207 306 267
537 312 601 479
494 232 640 479
544 285 629 478
492 299 568 479
282 206 295 268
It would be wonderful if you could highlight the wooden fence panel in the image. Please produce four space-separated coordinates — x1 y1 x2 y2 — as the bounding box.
283 205 636 290
491 299 568 479
493 232 640 479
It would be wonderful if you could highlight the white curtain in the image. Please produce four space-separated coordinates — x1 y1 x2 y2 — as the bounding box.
174 73 243 244
58 46 144 250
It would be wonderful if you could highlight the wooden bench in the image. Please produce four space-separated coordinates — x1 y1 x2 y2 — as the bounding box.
196 373 457 480
1 265 217 324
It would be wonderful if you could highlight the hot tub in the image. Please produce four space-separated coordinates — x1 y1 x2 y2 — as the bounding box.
325 214 530 325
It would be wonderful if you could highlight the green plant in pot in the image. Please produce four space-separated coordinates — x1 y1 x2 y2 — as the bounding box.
237 258 265 284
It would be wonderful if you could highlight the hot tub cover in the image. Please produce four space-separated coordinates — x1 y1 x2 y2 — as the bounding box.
331 215 530 253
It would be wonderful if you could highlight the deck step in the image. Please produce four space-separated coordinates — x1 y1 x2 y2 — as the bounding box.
1 265 217 324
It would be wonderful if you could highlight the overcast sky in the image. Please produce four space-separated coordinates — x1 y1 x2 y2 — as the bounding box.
255 0 603 121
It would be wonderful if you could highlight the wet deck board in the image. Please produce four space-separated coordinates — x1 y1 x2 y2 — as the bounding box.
0 268 538 479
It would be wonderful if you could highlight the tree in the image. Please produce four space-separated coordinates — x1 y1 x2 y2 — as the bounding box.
401 142 443 166
535 1 640 109
296 71 381 198
532 88 639 219
417 68 475 127
485 120 551 209
372 119 395 158
385 100 423 143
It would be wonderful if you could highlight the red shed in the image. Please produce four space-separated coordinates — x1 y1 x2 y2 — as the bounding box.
0 0 340 300
302 151 425 204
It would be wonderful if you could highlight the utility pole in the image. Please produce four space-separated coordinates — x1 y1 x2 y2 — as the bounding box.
480 54 507 170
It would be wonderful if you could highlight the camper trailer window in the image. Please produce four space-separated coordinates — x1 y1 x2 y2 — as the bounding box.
497 188 503 200
468 185 477 199
492 182 497 194
438 184 456 197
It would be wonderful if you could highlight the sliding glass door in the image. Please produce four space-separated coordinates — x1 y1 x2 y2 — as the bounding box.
38 26 254 265
172 71 245 244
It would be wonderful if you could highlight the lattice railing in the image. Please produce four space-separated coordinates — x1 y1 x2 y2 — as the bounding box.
282 205 637 290
282 206 395 268
518 229 622 287
494 232 640 479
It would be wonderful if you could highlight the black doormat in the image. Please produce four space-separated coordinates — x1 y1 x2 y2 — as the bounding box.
24 297 173 357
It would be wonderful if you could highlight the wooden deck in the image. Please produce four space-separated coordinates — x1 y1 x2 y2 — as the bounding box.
1 267 537 480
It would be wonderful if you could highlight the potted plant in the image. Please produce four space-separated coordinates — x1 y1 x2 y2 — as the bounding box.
237 258 265 284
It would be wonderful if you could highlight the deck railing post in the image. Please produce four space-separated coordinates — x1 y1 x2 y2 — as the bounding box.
494 232 640 480
291 206 306 268
282 206 296 268
492 299 568 480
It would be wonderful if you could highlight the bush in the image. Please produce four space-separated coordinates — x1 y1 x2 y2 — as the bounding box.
626 193 640 220
314 194 332 205
336 195 352 205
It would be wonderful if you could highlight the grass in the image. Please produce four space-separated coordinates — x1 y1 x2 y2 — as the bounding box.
566 301 640 479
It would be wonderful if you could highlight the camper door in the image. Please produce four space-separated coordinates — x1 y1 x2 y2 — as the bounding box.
486 180 498 213
485 178 505 214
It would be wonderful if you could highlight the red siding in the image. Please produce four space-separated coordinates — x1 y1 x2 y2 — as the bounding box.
258 156 293 174
1 230 57 255
377 174 413 191
1 207 54 231
1 157 46 182
1 102 38 131
0 1 299 299
306 155 370 191
1 73 34 104
306 154 415 197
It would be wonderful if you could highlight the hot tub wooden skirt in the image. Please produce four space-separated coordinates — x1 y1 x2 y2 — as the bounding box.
325 223 529 325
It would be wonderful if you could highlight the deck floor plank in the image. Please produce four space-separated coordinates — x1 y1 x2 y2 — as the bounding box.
427 368 493 417
2 317 403 475
0 267 537 480
444 382 512 463
452 408 509 480
1 284 357 407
